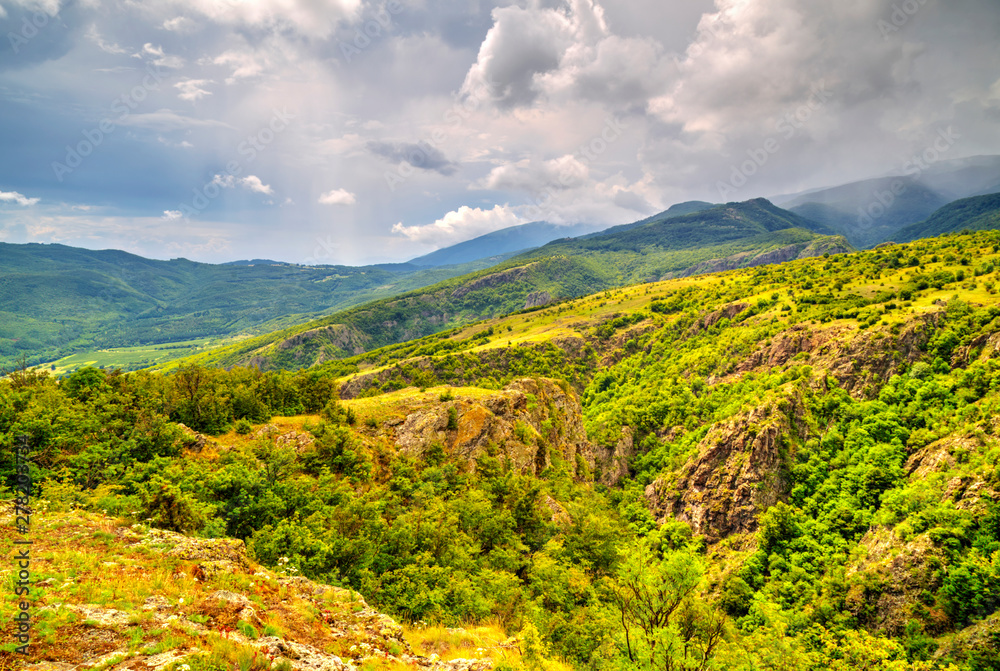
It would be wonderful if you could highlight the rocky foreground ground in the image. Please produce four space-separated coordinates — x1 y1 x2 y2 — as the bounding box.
0 505 506 671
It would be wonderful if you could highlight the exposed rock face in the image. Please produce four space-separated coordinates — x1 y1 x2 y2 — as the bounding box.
847 528 949 636
523 291 553 309
725 313 939 398
390 378 596 477
451 264 535 299
254 423 316 452
176 423 219 452
596 426 634 486
644 397 800 542
680 239 852 277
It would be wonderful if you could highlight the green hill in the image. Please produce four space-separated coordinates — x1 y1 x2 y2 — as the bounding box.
5 229 1000 669
168 199 850 371
893 191 1000 242
0 243 512 371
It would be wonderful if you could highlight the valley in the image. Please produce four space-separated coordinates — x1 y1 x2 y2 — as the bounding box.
4 228 1000 669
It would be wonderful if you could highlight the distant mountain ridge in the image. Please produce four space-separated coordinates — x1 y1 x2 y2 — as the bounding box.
772 154 1000 248
893 192 1000 243
170 198 851 371
408 221 605 267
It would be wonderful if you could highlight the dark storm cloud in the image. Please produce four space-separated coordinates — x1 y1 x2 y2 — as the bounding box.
366 140 460 175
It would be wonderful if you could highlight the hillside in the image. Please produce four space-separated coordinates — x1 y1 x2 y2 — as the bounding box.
4 229 1000 669
0 243 513 371
0 505 534 670
783 177 948 248
167 199 850 371
894 192 1000 243
773 154 1000 248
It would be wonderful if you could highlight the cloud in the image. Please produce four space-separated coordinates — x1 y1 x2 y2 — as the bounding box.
392 205 524 246
318 188 356 206
86 25 127 55
168 0 363 39
141 43 185 69
476 155 591 195
460 0 675 111
0 190 40 206
118 109 233 131
175 78 213 102
162 209 182 220
162 16 197 33
5 0 62 16
366 140 459 176
212 50 265 84
212 174 274 195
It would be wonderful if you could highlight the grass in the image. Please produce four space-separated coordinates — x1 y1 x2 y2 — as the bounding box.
39 337 221 376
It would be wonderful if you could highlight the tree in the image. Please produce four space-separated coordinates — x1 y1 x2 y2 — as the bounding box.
607 541 725 671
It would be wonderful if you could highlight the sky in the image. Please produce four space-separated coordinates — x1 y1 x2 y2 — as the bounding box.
0 0 998 266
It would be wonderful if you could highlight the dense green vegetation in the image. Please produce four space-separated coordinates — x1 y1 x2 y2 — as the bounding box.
5 229 1000 668
175 199 851 372
0 242 510 371
894 192 1000 243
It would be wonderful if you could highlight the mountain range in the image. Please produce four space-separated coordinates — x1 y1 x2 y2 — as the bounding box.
3 156 1000 374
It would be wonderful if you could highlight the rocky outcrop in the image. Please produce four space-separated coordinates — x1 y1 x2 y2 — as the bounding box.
596 426 634 486
388 378 596 478
644 396 800 542
451 264 535 299
254 423 315 452
176 423 219 452
846 528 949 636
524 291 553 309
15 511 494 671
680 238 852 277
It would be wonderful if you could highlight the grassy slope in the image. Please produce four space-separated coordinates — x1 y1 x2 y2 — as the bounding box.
894 191 1000 243
168 200 850 372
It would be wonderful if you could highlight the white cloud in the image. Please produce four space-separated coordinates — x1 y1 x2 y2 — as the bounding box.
461 0 675 111
0 190 40 206
141 43 185 69
6 0 62 16
86 25 127 55
392 205 524 246
240 175 273 195
175 78 213 102
211 174 274 195
162 16 197 33
168 0 363 39
162 209 183 220
213 50 265 84
476 155 591 195
318 188 357 206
